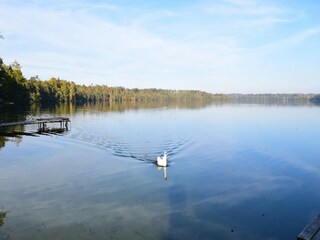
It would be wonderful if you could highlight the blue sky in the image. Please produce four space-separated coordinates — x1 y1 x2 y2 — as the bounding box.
0 0 319 93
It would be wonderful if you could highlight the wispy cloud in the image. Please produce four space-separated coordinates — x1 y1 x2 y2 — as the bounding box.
222 0 257 6
251 27 320 56
206 0 284 15
202 0 295 29
289 27 320 45
0 1 241 88
206 4 284 16
0 0 319 93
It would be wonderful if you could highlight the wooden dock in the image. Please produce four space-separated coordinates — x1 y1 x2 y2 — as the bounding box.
298 214 320 240
0 117 70 131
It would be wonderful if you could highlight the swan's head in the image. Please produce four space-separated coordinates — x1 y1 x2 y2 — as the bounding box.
164 151 168 155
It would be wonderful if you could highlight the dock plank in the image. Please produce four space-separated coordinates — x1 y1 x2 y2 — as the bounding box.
298 214 320 240
311 229 320 240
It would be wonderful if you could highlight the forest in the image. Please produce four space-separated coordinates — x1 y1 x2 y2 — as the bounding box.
1 58 319 106
0 58 226 105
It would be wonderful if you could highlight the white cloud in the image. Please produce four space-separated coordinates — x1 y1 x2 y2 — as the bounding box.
0 1 242 90
0 0 319 93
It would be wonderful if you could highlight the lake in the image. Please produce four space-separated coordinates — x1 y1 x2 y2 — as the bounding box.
1 101 320 240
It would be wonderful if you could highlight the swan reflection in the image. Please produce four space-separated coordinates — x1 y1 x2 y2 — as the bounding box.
157 166 168 181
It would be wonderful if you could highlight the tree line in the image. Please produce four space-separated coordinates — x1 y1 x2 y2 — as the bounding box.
0 58 226 105
1 58 319 105
229 93 320 104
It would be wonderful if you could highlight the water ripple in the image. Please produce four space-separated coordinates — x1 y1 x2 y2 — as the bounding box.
67 124 194 164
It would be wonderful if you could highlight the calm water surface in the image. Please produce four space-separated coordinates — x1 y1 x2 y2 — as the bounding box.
0 102 320 239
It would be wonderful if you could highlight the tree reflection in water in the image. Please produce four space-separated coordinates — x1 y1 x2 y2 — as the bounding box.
0 211 7 227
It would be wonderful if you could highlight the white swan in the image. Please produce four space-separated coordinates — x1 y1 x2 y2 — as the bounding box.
157 151 168 167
